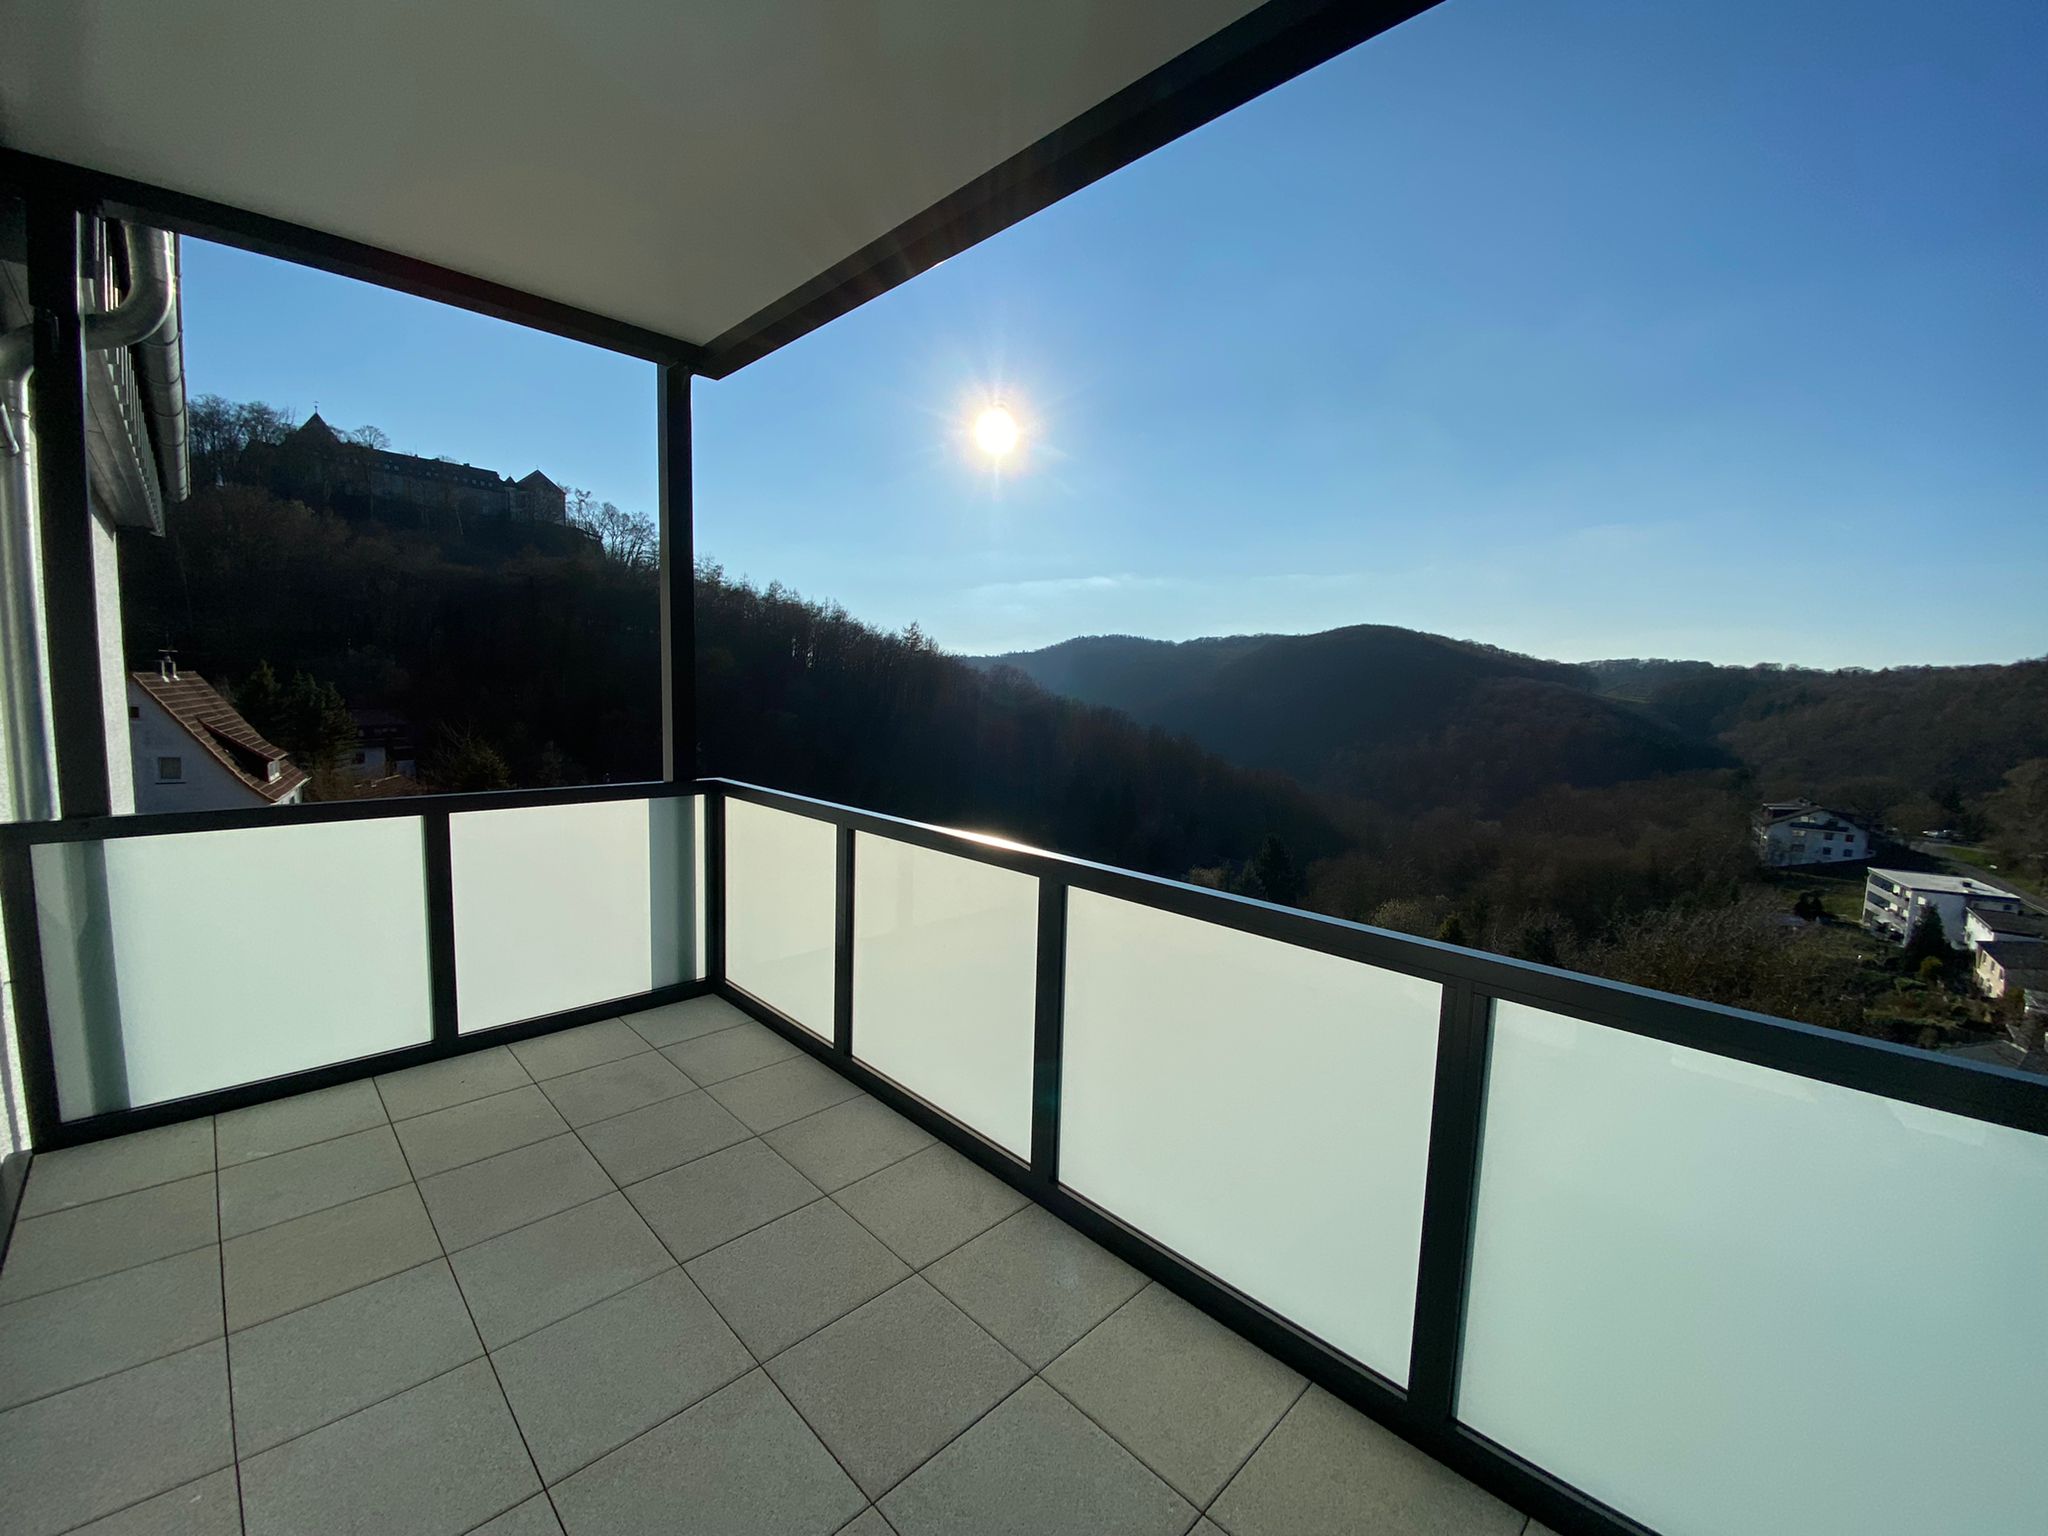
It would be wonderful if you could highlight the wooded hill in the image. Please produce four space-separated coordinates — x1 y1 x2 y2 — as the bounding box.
117 473 1340 881
975 630 2048 827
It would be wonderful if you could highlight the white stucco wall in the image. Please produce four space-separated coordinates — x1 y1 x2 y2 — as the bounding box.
127 681 275 814
92 504 135 816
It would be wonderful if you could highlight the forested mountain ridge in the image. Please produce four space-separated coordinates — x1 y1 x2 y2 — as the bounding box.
117 464 1342 881
976 629 2048 824
973 626 1724 813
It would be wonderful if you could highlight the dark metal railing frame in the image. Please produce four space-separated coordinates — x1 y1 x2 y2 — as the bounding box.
701 777 2048 1536
2 775 2045 1534
0 780 712 1152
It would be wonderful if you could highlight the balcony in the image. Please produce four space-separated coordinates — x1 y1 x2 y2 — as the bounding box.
3 781 2044 1536
0 1000 1518 1536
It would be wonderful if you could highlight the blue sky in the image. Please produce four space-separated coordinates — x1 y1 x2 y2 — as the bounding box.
183 0 2045 668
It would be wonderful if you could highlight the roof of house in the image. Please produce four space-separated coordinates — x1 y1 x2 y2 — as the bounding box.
131 670 309 804
1978 941 2048 973
1867 868 2021 901
1966 909 2048 939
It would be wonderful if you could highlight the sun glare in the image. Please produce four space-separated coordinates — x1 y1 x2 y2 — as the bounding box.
973 404 1020 458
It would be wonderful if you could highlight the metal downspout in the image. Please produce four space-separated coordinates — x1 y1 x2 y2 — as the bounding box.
0 221 178 821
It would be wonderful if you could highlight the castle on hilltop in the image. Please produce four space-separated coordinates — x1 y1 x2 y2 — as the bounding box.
278 413 569 525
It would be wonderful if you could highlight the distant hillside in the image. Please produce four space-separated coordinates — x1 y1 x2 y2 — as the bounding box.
980 627 2048 826
973 626 1722 814
1638 659 2048 809
121 470 1341 879
700 578 1345 875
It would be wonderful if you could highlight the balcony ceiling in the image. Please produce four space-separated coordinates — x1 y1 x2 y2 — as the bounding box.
0 1 1434 374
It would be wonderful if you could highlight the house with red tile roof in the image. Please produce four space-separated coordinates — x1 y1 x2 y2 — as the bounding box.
127 661 308 812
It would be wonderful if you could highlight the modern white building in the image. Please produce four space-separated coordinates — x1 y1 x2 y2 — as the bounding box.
1962 906 2048 952
127 663 307 813
1862 867 2026 946
1753 800 1872 868
1974 941 2048 1001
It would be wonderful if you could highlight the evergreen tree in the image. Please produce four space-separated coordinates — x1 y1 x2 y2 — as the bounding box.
280 671 360 775
1902 905 1955 975
425 727 512 792
1250 835 1300 906
234 661 286 740
1435 913 1468 946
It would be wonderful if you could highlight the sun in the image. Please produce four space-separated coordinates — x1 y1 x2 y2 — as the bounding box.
973 404 1020 458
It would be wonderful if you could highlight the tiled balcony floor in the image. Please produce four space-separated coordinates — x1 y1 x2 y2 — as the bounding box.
0 998 1544 1536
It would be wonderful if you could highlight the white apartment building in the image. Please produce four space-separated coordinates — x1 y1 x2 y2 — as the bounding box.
1754 801 1871 868
1863 867 2026 946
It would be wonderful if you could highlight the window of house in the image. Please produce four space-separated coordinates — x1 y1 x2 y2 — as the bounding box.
156 756 183 783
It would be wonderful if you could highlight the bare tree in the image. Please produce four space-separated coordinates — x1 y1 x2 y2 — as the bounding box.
570 500 658 569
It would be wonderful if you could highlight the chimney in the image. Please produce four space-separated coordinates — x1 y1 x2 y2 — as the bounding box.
157 647 178 682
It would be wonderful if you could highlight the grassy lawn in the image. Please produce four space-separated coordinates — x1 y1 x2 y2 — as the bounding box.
1775 867 1871 924
1930 848 2048 909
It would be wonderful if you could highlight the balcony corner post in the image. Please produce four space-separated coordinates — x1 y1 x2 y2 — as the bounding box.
1406 980 1493 1428
832 824 855 1056
656 363 694 784
421 808 459 1044
1029 878 1069 1188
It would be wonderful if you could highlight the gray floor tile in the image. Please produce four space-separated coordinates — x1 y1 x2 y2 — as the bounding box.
471 1497 565 1535
1525 1525 1560 1536
576 1089 749 1186
766 1277 1028 1498
765 1097 934 1192
451 1192 672 1348
493 1268 752 1484
832 1144 1027 1268
624 1138 821 1261
879 1378 1192 1536
418 1133 613 1252
69 1468 241 1534
216 1080 385 1166
706 1054 863 1132
540 1050 695 1128
1188 1522 1226 1536
0 1340 233 1536
662 1020 801 1085
551 1369 863 1536
0 1173 217 1304
924 1205 1145 1369
222 1184 441 1331
835 1512 894 1536
0 1246 223 1411
1208 1387 1524 1536
509 1020 646 1081
229 1259 482 1454
686 1199 908 1358
393 1085 570 1179
1044 1282 1305 1505
239 1358 538 1536
375 1046 529 1122
623 995 753 1049
218 1125 409 1238
19 1120 214 1217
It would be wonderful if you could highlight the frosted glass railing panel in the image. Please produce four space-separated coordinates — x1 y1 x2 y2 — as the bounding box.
1061 891 1441 1384
32 821 433 1119
724 799 836 1038
851 834 1038 1157
451 795 701 1032
1462 1002 2048 1536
